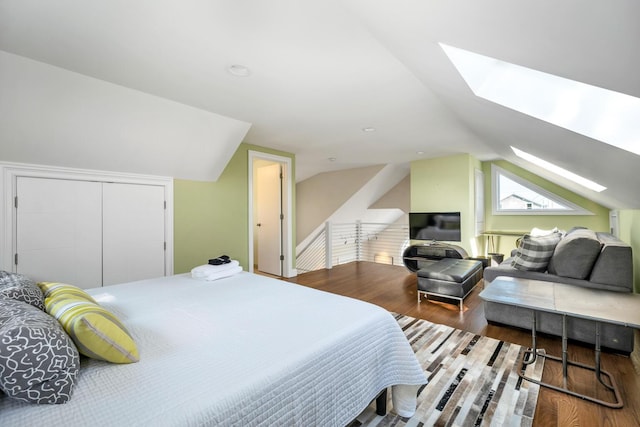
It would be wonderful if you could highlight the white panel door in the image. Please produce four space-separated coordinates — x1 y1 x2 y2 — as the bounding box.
257 164 282 276
102 183 165 286
16 177 102 288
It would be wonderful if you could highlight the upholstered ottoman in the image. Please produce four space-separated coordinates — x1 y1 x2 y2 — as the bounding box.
417 259 483 311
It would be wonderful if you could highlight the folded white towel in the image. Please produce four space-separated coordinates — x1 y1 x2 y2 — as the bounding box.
191 261 242 281
200 265 243 281
191 260 240 278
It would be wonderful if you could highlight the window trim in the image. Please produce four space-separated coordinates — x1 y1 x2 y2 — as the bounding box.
491 164 593 216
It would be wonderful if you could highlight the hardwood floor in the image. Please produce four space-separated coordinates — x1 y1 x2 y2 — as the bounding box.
286 261 640 427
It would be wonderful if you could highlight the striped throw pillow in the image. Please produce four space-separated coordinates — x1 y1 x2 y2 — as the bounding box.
44 295 139 364
511 232 562 272
38 282 97 304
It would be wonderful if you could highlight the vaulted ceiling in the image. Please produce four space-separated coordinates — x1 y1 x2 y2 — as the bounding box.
1 1 638 208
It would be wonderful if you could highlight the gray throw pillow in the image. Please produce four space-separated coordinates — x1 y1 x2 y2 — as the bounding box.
547 229 603 279
0 270 45 310
511 232 562 272
0 298 80 404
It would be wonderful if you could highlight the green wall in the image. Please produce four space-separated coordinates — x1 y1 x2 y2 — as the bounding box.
410 154 481 255
618 210 640 293
481 160 610 255
410 155 611 258
410 155 639 292
173 143 295 274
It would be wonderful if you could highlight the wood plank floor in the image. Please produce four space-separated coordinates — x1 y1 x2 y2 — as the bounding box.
285 261 640 427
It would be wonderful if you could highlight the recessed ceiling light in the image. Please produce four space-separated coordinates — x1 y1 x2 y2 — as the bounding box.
227 64 251 77
416 151 424 155
511 146 606 192
362 127 376 132
328 157 337 162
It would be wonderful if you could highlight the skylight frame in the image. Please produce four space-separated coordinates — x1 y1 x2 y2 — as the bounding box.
491 164 593 216
440 43 640 159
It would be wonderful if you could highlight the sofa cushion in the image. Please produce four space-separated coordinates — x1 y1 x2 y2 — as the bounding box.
511 232 562 272
548 229 603 279
588 233 633 291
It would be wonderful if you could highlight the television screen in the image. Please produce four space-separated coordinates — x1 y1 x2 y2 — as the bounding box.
409 212 461 242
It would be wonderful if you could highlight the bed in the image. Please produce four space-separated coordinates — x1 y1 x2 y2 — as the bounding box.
0 272 427 426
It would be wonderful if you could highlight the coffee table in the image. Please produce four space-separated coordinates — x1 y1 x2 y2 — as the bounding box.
479 276 640 408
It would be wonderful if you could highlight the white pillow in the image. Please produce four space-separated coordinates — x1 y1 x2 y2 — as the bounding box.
530 227 558 237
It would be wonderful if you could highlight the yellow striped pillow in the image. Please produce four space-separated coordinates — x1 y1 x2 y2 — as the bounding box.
45 296 139 364
38 282 97 304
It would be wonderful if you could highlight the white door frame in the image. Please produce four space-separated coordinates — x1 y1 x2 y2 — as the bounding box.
248 151 296 278
0 162 174 276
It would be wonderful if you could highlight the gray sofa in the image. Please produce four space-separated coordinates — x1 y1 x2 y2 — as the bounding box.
483 228 634 354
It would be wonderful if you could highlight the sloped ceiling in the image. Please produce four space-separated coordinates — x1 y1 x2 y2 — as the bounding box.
348 0 640 209
0 1 638 207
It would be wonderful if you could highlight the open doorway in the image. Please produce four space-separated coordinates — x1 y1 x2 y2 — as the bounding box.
248 151 295 278
254 160 282 276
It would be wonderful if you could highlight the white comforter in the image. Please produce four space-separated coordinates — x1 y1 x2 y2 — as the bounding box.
0 272 426 426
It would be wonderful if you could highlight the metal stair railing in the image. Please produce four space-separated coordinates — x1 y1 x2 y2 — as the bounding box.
296 221 409 273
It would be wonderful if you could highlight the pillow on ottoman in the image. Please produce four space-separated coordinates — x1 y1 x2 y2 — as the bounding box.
0 298 80 404
0 271 45 310
548 228 603 279
511 232 562 272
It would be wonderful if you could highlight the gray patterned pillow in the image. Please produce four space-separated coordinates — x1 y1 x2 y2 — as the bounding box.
0 298 80 404
0 271 45 310
511 232 562 272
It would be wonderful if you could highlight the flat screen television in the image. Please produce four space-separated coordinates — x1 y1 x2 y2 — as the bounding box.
409 212 461 242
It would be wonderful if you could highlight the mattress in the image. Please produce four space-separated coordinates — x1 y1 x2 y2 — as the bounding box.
0 272 426 426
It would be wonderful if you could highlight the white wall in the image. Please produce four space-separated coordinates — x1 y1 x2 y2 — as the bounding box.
0 51 250 181
296 163 409 253
296 165 384 243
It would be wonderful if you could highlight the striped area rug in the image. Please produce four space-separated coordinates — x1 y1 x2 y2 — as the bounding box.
351 313 544 427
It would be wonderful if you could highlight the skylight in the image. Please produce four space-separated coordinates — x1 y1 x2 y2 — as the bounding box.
511 146 606 192
440 43 640 157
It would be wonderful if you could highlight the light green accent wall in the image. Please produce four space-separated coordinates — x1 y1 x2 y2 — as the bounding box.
410 155 636 291
173 143 295 274
618 210 640 293
481 160 610 255
410 154 480 255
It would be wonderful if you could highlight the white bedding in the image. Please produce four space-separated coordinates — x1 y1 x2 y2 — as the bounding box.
0 272 426 426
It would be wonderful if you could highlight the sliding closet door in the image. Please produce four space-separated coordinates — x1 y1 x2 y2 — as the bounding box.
16 177 103 288
102 183 165 286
